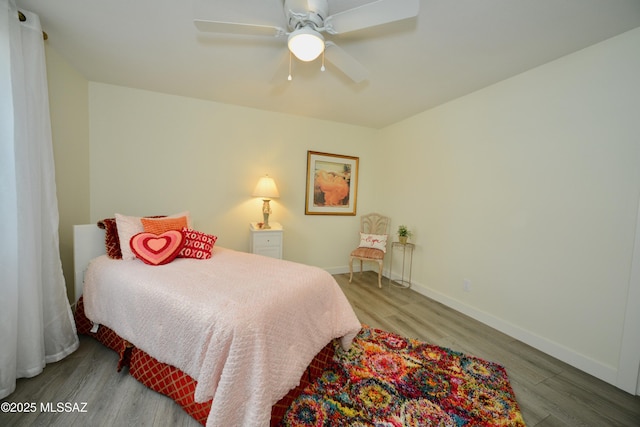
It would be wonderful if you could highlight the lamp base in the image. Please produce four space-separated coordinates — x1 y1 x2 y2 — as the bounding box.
262 199 272 229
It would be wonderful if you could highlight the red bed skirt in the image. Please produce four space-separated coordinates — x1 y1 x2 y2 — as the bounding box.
74 296 335 426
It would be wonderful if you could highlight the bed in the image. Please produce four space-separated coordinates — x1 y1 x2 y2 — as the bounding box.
73 222 361 427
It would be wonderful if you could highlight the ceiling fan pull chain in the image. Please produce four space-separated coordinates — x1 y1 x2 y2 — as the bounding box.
321 49 326 72
288 51 293 81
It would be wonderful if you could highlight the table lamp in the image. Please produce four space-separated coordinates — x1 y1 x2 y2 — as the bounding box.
252 175 280 229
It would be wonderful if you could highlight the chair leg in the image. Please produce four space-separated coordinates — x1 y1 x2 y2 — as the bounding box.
377 261 383 288
349 257 354 283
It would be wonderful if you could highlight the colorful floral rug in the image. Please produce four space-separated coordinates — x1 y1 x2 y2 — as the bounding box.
281 326 525 426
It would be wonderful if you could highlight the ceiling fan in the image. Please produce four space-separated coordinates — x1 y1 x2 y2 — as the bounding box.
194 0 420 83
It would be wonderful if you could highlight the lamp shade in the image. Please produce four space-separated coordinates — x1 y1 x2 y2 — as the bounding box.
288 27 325 62
252 175 280 199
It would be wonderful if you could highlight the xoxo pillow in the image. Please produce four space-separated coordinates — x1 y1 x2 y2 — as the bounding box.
179 228 217 260
130 230 186 266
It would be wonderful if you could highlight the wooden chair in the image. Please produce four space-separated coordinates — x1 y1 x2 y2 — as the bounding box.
349 213 390 288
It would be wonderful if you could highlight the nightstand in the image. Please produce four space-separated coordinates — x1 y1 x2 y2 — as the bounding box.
249 222 283 259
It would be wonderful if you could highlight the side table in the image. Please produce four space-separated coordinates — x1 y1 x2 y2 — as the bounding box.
249 222 283 259
388 242 414 289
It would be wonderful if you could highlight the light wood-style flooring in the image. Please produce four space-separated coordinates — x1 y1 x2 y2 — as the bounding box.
2 271 639 426
340 272 640 426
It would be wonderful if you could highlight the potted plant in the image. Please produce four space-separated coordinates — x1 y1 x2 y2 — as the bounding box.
397 225 412 244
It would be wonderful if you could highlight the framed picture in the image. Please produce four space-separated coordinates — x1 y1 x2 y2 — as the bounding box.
305 151 359 215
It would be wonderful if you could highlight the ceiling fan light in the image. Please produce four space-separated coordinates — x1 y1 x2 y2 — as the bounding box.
288 27 325 62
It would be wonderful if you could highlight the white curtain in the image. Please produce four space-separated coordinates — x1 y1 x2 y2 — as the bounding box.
0 0 79 399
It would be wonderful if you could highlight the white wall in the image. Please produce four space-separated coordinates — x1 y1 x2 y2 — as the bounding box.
46 45 89 302
379 28 640 389
88 83 380 271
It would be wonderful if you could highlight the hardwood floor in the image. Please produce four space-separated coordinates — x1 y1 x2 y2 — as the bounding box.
2 271 639 426
340 272 640 427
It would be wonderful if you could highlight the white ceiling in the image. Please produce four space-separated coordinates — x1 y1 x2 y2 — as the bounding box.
15 0 640 129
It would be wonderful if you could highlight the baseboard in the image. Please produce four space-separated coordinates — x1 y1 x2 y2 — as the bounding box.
407 280 619 389
325 266 351 275
330 265 621 390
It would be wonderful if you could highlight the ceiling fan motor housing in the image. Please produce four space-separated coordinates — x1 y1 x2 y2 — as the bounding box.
284 0 328 30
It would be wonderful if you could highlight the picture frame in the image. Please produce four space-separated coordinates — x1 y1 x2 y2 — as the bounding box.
305 151 359 215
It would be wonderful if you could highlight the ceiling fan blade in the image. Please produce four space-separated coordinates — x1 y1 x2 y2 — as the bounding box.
194 20 287 37
324 0 419 35
323 42 369 83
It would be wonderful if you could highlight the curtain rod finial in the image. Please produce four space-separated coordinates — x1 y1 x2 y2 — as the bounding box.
18 10 48 40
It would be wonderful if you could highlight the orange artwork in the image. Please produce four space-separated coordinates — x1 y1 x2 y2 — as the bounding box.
306 151 358 215
314 168 350 206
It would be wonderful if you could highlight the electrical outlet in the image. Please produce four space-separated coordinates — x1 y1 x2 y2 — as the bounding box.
463 279 472 292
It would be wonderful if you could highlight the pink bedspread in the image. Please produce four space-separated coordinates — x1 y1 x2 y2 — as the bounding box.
83 247 361 427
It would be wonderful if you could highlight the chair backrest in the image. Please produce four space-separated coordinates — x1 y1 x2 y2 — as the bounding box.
360 213 390 235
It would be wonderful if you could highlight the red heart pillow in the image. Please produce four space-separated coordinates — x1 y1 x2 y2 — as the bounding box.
130 230 186 266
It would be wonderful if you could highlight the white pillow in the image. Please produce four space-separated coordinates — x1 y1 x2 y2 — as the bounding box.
115 211 191 260
359 233 388 253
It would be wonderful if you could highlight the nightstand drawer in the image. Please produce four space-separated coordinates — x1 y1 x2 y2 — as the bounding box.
254 246 281 259
252 233 282 248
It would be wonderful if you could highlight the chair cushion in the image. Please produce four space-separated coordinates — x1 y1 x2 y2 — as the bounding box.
350 247 385 260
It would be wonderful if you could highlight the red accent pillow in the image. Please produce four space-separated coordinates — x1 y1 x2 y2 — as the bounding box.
130 230 186 266
179 228 217 259
98 218 122 259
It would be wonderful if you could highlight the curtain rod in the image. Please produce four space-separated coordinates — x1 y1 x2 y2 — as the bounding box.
18 10 48 40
